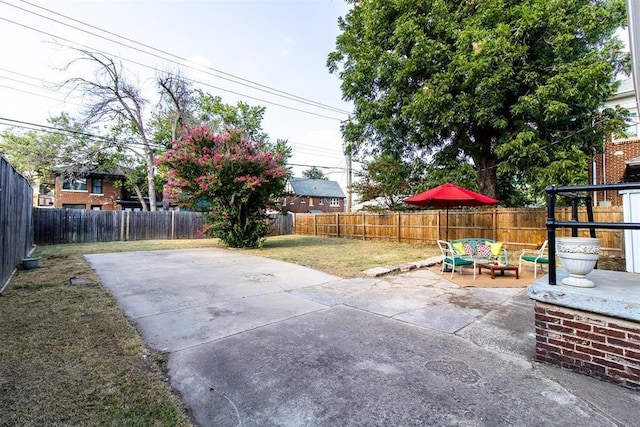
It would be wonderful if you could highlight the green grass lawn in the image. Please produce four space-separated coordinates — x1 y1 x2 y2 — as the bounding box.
0 236 439 425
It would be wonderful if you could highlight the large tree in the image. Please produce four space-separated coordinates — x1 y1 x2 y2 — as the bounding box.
352 152 415 210
0 113 108 189
328 0 629 202
63 50 195 211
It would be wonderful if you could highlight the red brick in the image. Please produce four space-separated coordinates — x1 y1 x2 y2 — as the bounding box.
563 320 592 331
575 345 605 358
565 335 590 346
536 314 562 324
592 357 626 371
627 333 640 343
625 365 640 376
593 327 625 339
562 349 591 361
536 335 547 343
607 368 640 382
547 323 576 334
577 361 606 374
607 322 640 334
625 349 640 360
537 343 562 354
535 327 549 337
593 342 625 355
607 337 640 350
534 306 547 314
576 330 606 343
549 338 574 350
546 309 575 320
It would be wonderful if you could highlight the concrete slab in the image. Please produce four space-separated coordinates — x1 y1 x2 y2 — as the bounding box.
168 306 620 427
136 292 327 352
85 248 640 426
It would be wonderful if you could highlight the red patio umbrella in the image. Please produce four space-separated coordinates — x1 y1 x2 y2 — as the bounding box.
404 182 499 241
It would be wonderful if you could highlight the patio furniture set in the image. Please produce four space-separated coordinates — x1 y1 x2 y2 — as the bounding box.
437 238 549 280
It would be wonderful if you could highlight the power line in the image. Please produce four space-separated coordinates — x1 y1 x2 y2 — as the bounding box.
3 0 351 116
0 15 345 121
0 117 347 170
0 15 344 121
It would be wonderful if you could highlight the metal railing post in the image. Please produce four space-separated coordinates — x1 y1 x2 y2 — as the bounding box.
546 186 557 285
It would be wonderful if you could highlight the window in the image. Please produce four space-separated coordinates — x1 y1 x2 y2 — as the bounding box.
91 205 102 211
62 204 86 210
62 177 87 191
309 197 314 206
319 198 324 205
300 196 307 204
626 112 638 139
91 178 103 194
614 111 639 141
330 198 340 207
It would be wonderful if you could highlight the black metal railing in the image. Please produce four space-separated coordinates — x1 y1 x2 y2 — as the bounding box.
546 182 640 285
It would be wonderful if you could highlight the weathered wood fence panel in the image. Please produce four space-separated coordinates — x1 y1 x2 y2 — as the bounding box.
33 209 293 244
268 213 293 236
295 207 625 258
0 157 33 290
33 209 206 244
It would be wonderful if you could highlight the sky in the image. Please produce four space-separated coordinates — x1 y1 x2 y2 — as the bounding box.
0 0 354 189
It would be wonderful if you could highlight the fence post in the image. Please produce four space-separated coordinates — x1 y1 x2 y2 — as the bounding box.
397 212 401 243
171 210 175 239
362 212 366 240
493 208 497 241
336 213 340 238
313 214 317 236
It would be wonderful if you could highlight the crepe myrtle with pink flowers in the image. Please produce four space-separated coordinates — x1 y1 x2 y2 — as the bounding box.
158 126 290 248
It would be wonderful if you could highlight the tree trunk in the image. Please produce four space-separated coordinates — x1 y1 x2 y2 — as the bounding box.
133 183 148 212
145 149 157 211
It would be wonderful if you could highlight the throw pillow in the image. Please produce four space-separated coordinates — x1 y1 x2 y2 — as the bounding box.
476 244 493 257
489 242 503 257
453 242 466 255
463 243 474 256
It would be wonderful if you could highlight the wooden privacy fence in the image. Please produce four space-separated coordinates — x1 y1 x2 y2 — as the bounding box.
33 209 206 244
294 207 625 258
1 156 34 290
33 209 294 245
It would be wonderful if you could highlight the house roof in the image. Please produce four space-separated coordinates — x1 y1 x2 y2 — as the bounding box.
289 177 346 198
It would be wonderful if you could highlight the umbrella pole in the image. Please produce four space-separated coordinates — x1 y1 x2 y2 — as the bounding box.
446 204 449 241
443 203 452 272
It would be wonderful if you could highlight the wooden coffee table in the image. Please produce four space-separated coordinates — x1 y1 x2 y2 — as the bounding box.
477 262 519 279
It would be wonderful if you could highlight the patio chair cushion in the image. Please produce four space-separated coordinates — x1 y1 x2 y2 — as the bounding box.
444 256 474 266
522 255 549 264
476 244 493 257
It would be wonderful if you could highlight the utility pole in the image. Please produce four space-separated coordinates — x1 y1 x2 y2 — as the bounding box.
347 152 352 212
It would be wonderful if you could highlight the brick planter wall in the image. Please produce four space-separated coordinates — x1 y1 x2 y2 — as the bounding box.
534 302 640 390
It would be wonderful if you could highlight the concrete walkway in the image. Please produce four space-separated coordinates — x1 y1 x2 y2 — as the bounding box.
86 248 640 426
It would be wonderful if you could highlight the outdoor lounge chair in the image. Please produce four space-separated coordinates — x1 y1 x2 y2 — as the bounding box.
519 240 549 278
437 240 475 279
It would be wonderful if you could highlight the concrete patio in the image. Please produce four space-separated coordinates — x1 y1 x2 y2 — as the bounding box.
86 248 640 426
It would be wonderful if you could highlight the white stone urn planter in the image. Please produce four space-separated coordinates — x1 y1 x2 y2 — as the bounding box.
556 237 601 288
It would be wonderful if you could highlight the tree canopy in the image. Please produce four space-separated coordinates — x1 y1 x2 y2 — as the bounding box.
302 166 328 180
328 0 630 205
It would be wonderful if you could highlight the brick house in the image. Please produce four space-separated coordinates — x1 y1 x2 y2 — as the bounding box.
590 79 640 206
54 170 124 210
280 177 346 214
54 169 164 211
